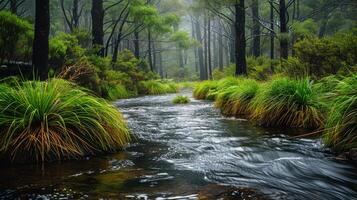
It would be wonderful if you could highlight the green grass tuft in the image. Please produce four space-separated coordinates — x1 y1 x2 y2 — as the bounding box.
215 79 260 116
324 74 357 153
249 77 325 128
0 79 130 162
138 80 179 95
102 84 131 100
172 95 190 104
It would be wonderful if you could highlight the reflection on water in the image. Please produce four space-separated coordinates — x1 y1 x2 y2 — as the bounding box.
0 90 356 199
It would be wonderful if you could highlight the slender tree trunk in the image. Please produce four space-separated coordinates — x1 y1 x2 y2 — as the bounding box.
252 0 260 57
153 41 156 72
213 30 218 69
270 1 275 72
173 24 184 68
73 0 79 29
318 10 329 38
112 32 122 63
191 17 199 73
218 20 224 71
10 0 17 14
229 24 235 63
204 13 208 78
91 0 104 56
235 0 247 76
158 43 163 77
148 28 153 71
33 0 50 80
207 15 212 79
279 0 288 59
134 30 140 58
194 15 206 80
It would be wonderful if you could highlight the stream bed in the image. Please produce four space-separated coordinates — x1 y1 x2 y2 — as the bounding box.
0 91 356 199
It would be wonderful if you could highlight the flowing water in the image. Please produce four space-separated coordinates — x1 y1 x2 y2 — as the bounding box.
0 90 356 199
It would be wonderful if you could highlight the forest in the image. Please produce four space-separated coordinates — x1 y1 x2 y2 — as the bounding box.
0 0 356 199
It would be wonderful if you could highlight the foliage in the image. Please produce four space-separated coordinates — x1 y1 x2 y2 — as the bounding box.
49 32 85 68
278 57 309 78
249 77 325 129
193 80 218 100
293 33 357 78
0 11 33 63
324 74 357 153
102 83 131 101
138 80 178 95
172 95 190 104
57 57 101 94
215 79 260 116
0 79 130 162
291 19 318 39
247 56 273 80
213 57 273 81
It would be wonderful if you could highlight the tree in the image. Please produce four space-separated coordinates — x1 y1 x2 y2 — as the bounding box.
251 0 260 57
194 14 207 80
279 0 289 59
91 0 104 56
234 0 247 76
32 0 50 80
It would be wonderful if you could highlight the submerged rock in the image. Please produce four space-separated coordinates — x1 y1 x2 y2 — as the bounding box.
338 148 357 162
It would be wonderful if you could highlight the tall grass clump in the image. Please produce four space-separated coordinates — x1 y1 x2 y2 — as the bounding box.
215 79 260 116
324 74 357 153
193 80 218 100
249 77 325 128
172 95 190 104
0 79 130 162
138 80 178 95
102 84 131 100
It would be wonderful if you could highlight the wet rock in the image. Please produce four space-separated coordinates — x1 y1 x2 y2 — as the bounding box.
339 148 357 161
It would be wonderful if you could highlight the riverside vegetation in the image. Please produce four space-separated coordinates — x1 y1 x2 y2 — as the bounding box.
194 32 357 156
0 11 179 163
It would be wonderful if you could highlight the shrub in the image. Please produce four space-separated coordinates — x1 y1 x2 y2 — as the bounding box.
172 95 190 104
294 33 357 78
49 32 85 68
0 11 33 63
58 57 101 95
249 77 325 128
0 79 130 162
247 56 273 80
215 79 260 116
138 80 178 95
324 74 357 153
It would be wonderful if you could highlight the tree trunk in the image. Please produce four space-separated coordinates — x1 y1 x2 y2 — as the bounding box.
194 15 206 80
91 0 104 56
204 13 208 78
10 0 17 14
32 0 50 80
73 0 79 29
218 20 224 71
157 43 164 77
251 0 260 57
270 1 275 72
229 24 235 63
134 30 140 58
279 0 288 59
153 41 156 72
207 15 212 79
235 0 247 76
191 17 199 73
147 28 153 71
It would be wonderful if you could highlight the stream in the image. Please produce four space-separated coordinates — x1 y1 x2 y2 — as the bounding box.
0 90 356 199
